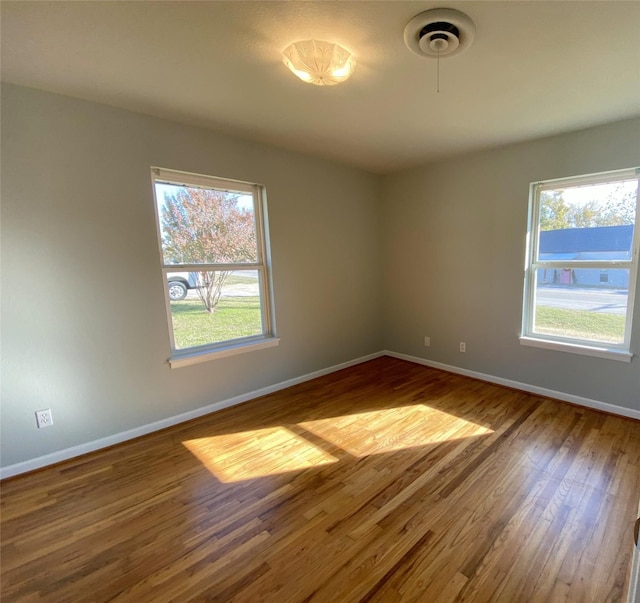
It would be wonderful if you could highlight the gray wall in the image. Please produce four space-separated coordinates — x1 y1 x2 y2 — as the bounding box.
1 84 382 468
2 83 639 472
381 118 640 410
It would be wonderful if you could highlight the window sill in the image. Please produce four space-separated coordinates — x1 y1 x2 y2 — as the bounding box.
519 336 633 363
169 337 280 368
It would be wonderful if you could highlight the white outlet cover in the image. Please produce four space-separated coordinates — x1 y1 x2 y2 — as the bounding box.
35 409 53 428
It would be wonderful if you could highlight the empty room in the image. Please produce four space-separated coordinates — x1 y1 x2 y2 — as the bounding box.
1 2 639 602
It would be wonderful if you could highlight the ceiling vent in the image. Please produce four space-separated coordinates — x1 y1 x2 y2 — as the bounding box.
404 8 476 59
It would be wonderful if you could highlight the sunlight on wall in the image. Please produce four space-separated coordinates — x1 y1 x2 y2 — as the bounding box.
183 426 338 483
182 404 494 483
300 404 493 457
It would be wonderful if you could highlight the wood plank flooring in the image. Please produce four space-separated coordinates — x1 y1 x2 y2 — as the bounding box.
2 356 639 602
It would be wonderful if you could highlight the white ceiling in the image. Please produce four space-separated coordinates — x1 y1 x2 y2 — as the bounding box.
2 1 639 174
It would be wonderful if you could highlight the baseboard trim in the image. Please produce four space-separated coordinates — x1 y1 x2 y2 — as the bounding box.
4 349 637 479
384 350 640 421
0 351 384 480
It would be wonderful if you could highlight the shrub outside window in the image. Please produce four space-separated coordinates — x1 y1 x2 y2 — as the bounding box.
151 168 277 367
521 168 639 361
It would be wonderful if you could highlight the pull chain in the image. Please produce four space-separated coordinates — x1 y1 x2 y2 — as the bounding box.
436 47 440 93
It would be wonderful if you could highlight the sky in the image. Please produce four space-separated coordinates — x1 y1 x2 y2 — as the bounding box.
560 179 637 209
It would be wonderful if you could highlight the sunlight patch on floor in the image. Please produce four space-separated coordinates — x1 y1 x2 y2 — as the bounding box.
183 426 338 483
299 404 494 457
183 405 494 482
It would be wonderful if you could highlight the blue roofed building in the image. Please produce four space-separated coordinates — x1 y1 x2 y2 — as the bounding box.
538 224 634 288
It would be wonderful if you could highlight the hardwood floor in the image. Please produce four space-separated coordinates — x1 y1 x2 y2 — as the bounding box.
2 356 639 602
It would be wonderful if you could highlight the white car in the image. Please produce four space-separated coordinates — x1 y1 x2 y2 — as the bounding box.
166 272 198 301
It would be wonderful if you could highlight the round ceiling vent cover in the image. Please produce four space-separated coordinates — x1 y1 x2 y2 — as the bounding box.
404 8 476 58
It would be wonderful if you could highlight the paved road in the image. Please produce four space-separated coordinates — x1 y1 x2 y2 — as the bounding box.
536 287 628 315
183 270 260 299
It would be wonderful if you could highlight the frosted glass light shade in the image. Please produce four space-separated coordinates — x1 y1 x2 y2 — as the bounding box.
282 40 356 86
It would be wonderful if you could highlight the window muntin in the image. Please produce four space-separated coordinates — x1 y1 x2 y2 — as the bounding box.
151 168 276 364
522 168 639 357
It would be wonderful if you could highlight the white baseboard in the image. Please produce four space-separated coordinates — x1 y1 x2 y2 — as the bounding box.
0 351 384 480
384 350 640 421
3 349 637 480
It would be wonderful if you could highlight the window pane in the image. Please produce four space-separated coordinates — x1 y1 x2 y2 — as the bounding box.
155 183 258 265
533 268 629 344
168 270 263 349
537 180 636 262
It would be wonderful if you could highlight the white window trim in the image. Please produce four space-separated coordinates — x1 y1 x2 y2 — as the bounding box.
521 167 639 359
519 336 633 362
169 336 281 368
151 167 278 367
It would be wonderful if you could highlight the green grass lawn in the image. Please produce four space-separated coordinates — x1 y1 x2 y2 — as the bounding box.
170 295 262 349
535 306 625 343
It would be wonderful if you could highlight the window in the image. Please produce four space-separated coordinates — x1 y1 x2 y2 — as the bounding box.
151 168 277 367
521 168 639 361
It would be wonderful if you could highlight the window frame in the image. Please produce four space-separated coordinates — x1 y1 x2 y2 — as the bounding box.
520 167 639 362
151 167 278 368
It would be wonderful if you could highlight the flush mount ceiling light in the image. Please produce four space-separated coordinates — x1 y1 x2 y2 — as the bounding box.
404 8 476 59
282 39 356 86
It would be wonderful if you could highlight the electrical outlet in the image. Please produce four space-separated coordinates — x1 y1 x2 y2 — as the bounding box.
35 409 53 428
459 342 466 353
424 336 431 347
